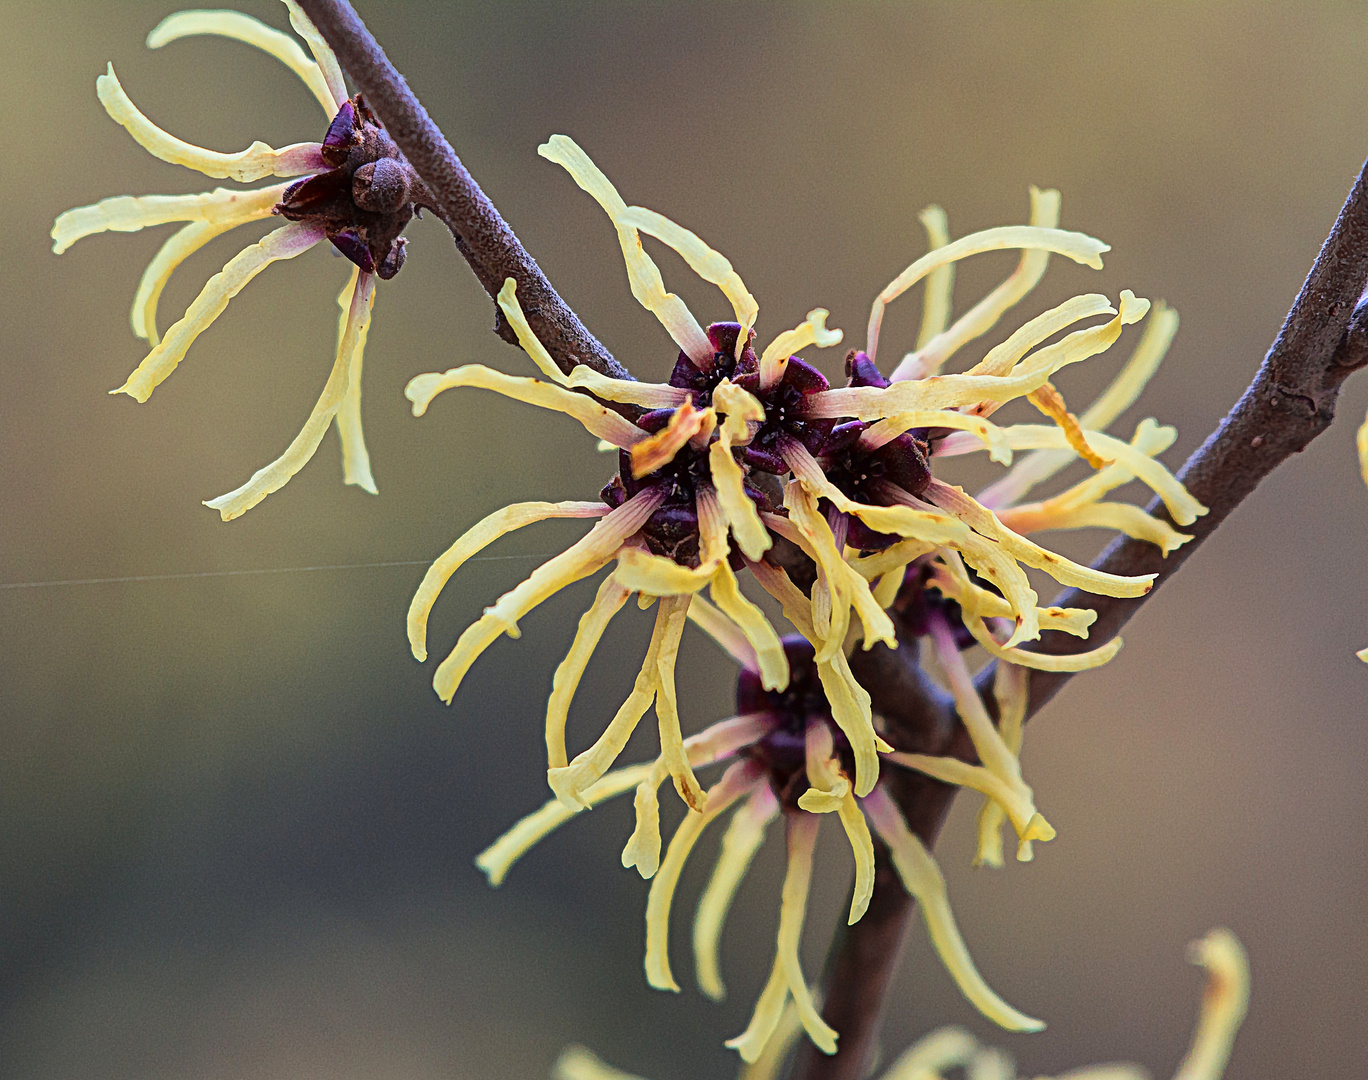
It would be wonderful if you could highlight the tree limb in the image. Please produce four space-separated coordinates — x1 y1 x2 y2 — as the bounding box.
295 0 631 381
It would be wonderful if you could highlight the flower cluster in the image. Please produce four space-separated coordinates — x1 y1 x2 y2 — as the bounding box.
52 2 431 518
407 137 1206 1060
553 929 1249 1080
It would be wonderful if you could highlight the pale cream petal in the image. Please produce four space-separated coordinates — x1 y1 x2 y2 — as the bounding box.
927 479 1156 598
999 501 1191 556
960 609 1122 674
796 721 849 814
686 594 759 673
475 763 650 887
837 791 876 923
816 649 880 798
951 529 1041 647
709 562 789 691
728 814 836 1060
859 409 1013 465
539 135 711 363
972 425 1206 526
816 292 1147 421
736 1001 803 1080
887 751 1055 853
868 224 1108 362
694 784 778 1001
131 221 240 344
758 308 844 391
281 0 347 108
915 205 954 351
552 1045 650 1080
975 663 1028 868
407 500 608 662
846 540 937 583
496 278 689 407
54 183 287 255
620 713 771 877
97 65 323 180
620 205 759 339
774 814 837 1054
205 270 375 519
129 187 287 343
113 220 323 402
654 595 707 811
147 9 337 116
405 364 648 449
863 787 1045 1032
552 599 673 812
333 272 378 493
710 439 772 560
546 572 633 769
883 1026 979 1080
430 488 663 703
747 557 818 642
928 553 1094 640
895 186 1062 380
966 293 1116 379
615 546 718 596
645 760 759 991
1171 929 1249 1080
1081 300 1180 431
968 1047 1017 1080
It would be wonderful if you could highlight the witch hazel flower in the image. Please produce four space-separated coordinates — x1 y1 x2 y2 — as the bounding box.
51 2 432 518
405 133 876 812
477 610 1045 1064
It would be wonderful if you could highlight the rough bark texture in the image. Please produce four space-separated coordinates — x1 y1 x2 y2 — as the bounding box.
294 7 1368 1080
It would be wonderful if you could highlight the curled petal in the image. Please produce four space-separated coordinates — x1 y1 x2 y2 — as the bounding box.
653 595 707 811
812 292 1147 420
915 205 954 351
895 186 1062 380
615 546 718 596
694 785 777 1001
928 553 1094 639
709 562 789 691
645 760 760 991
496 278 688 407
552 1046 650 1080
281 0 348 108
546 572 633 769
205 270 375 519
405 364 648 449
1028 381 1112 468
114 221 324 401
430 488 663 704
726 814 837 1062
619 205 759 345
860 409 1013 464
927 479 1156 597
758 308 844 391
975 663 1028 868
147 8 337 116
97 65 324 180
476 764 651 887
53 183 287 255
407 500 607 662
868 223 1108 362
131 220 247 345
883 1027 979 1080
333 272 378 493
1172 929 1250 1080
539 135 711 363
1000 500 1192 556
863 786 1045 1032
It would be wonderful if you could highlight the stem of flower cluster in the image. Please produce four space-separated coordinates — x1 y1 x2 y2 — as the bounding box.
297 5 1368 1080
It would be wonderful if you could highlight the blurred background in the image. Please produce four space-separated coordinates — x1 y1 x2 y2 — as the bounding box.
4 2 1368 1078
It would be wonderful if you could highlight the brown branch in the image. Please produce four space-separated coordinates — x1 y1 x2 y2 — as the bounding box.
793 156 1368 1080
294 0 631 382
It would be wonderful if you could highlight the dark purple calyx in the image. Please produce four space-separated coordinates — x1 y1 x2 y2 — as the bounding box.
894 561 977 649
736 635 856 806
275 94 429 280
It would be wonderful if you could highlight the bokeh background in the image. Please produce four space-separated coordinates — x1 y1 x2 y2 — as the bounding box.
4 3 1368 1078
